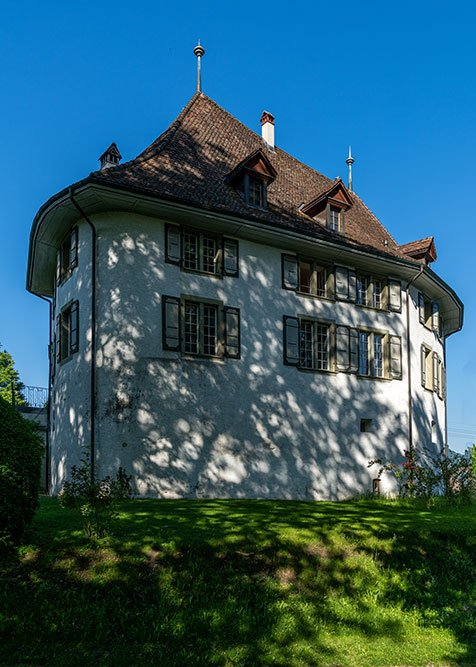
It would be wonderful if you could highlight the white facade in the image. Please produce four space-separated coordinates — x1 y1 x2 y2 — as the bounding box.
45 196 454 499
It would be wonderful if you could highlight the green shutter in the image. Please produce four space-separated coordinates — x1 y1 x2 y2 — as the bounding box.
162 296 181 350
70 301 79 354
55 315 61 363
432 352 439 392
224 307 240 358
223 239 239 277
165 225 182 265
350 328 359 373
431 302 440 332
282 255 299 290
335 267 349 300
336 325 350 370
388 279 402 312
69 227 78 269
389 336 402 378
283 316 300 365
421 346 427 387
418 293 425 324
348 270 357 302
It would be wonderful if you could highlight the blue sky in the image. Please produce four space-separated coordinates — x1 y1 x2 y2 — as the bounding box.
0 0 474 452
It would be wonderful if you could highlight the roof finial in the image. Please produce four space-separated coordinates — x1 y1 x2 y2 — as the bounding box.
193 40 205 93
346 145 355 192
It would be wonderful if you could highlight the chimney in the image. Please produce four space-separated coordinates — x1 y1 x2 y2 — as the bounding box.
99 142 122 170
261 111 275 150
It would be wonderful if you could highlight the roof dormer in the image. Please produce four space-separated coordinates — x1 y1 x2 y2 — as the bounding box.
225 149 277 209
398 237 437 265
99 142 122 170
300 179 353 235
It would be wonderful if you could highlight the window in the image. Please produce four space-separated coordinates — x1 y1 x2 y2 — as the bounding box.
373 334 384 377
165 225 239 277
360 419 372 432
418 293 441 335
248 177 265 207
282 254 329 298
329 206 340 232
357 275 368 306
421 347 445 398
359 332 369 375
56 227 78 285
298 320 329 370
55 301 79 364
162 295 240 359
373 279 382 309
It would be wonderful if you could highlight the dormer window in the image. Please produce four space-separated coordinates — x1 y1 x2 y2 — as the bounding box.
225 149 277 211
329 206 340 232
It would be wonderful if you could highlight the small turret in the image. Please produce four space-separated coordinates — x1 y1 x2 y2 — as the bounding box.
99 142 122 170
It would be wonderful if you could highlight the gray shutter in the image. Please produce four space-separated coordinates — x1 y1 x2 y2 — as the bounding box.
350 328 359 373
223 239 239 277
348 270 357 302
162 295 181 351
388 279 402 312
335 267 349 300
224 307 240 358
283 316 300 365
56 248 61 285
55 315 61 363
418 293 425 324
432 352 439 392
70 301 79 353
421 346 427 387
282 255 299 290
431 302 440 332
442 365 446 400
69 227 78 269
336 325 350 370
165 225 182 265
389 336 402 378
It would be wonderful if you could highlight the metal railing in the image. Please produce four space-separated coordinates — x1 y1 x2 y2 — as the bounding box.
17 385 48 408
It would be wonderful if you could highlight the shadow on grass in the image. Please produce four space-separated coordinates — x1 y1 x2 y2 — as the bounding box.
1 498 475 666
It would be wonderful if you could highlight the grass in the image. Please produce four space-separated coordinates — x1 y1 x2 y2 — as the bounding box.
1 497 476 666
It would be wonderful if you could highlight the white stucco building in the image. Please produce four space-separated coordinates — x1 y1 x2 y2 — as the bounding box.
27 91 463 499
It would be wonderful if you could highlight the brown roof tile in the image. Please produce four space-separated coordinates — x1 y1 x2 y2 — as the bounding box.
90 93 411 261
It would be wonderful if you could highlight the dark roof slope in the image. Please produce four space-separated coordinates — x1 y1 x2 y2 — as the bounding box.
90 93 408 260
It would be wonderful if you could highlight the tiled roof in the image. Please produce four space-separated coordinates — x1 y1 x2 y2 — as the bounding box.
89 93 410 261
398 237 434 255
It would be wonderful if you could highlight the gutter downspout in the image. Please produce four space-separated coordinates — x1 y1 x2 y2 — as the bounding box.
443 338 448 458
68 188 97 482
405 265 424 454
32 295 52 493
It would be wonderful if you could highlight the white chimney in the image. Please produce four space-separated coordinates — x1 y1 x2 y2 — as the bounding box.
261 111 275 150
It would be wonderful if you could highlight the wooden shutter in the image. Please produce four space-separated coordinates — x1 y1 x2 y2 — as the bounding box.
69 301 79 354
388 279 402 312
165 225 182 265
55 315 61 363
441 365 447 400
389 336 402 378
162 295 181 350
69 227 78 269
418 293 425 324
336 325 350 370
432 352 439 392
431 302 440 332
350 328 359 373
421 346 427 387
224 307 240 358
282 255 299 290
348 270 357 302
335 267 349 300
223 239 239 277
283 316 300 365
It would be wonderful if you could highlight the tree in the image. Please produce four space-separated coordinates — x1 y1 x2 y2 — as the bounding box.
0 343 28 406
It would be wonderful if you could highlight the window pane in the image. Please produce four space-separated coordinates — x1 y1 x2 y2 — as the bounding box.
359 332 369 375
202 237 217 274
299 261 312 293
203 306 217 356
184 303 199 354
374 334 383 377
317 324 329 370
249 178 263 206
373 280 382 309
299 321 313 368
357 276 368 306
316 266 326 297
183 233 199 270
329 207 339 232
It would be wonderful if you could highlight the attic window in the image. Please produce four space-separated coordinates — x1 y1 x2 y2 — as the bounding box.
225 149 276 211
247 176 265 207
329 207 340 232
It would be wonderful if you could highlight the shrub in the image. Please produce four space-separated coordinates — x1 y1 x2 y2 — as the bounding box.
59 453 132 538
0 397 44 552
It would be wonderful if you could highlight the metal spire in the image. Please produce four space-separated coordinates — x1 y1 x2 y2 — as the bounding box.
346 146 355 192
193 40 205 93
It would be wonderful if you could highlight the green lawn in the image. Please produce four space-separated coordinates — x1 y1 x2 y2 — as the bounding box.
1 497 476 666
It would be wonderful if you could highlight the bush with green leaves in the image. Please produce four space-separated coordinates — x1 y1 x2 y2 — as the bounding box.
369 446 473 506
0 397 44 552
59 453 132 538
